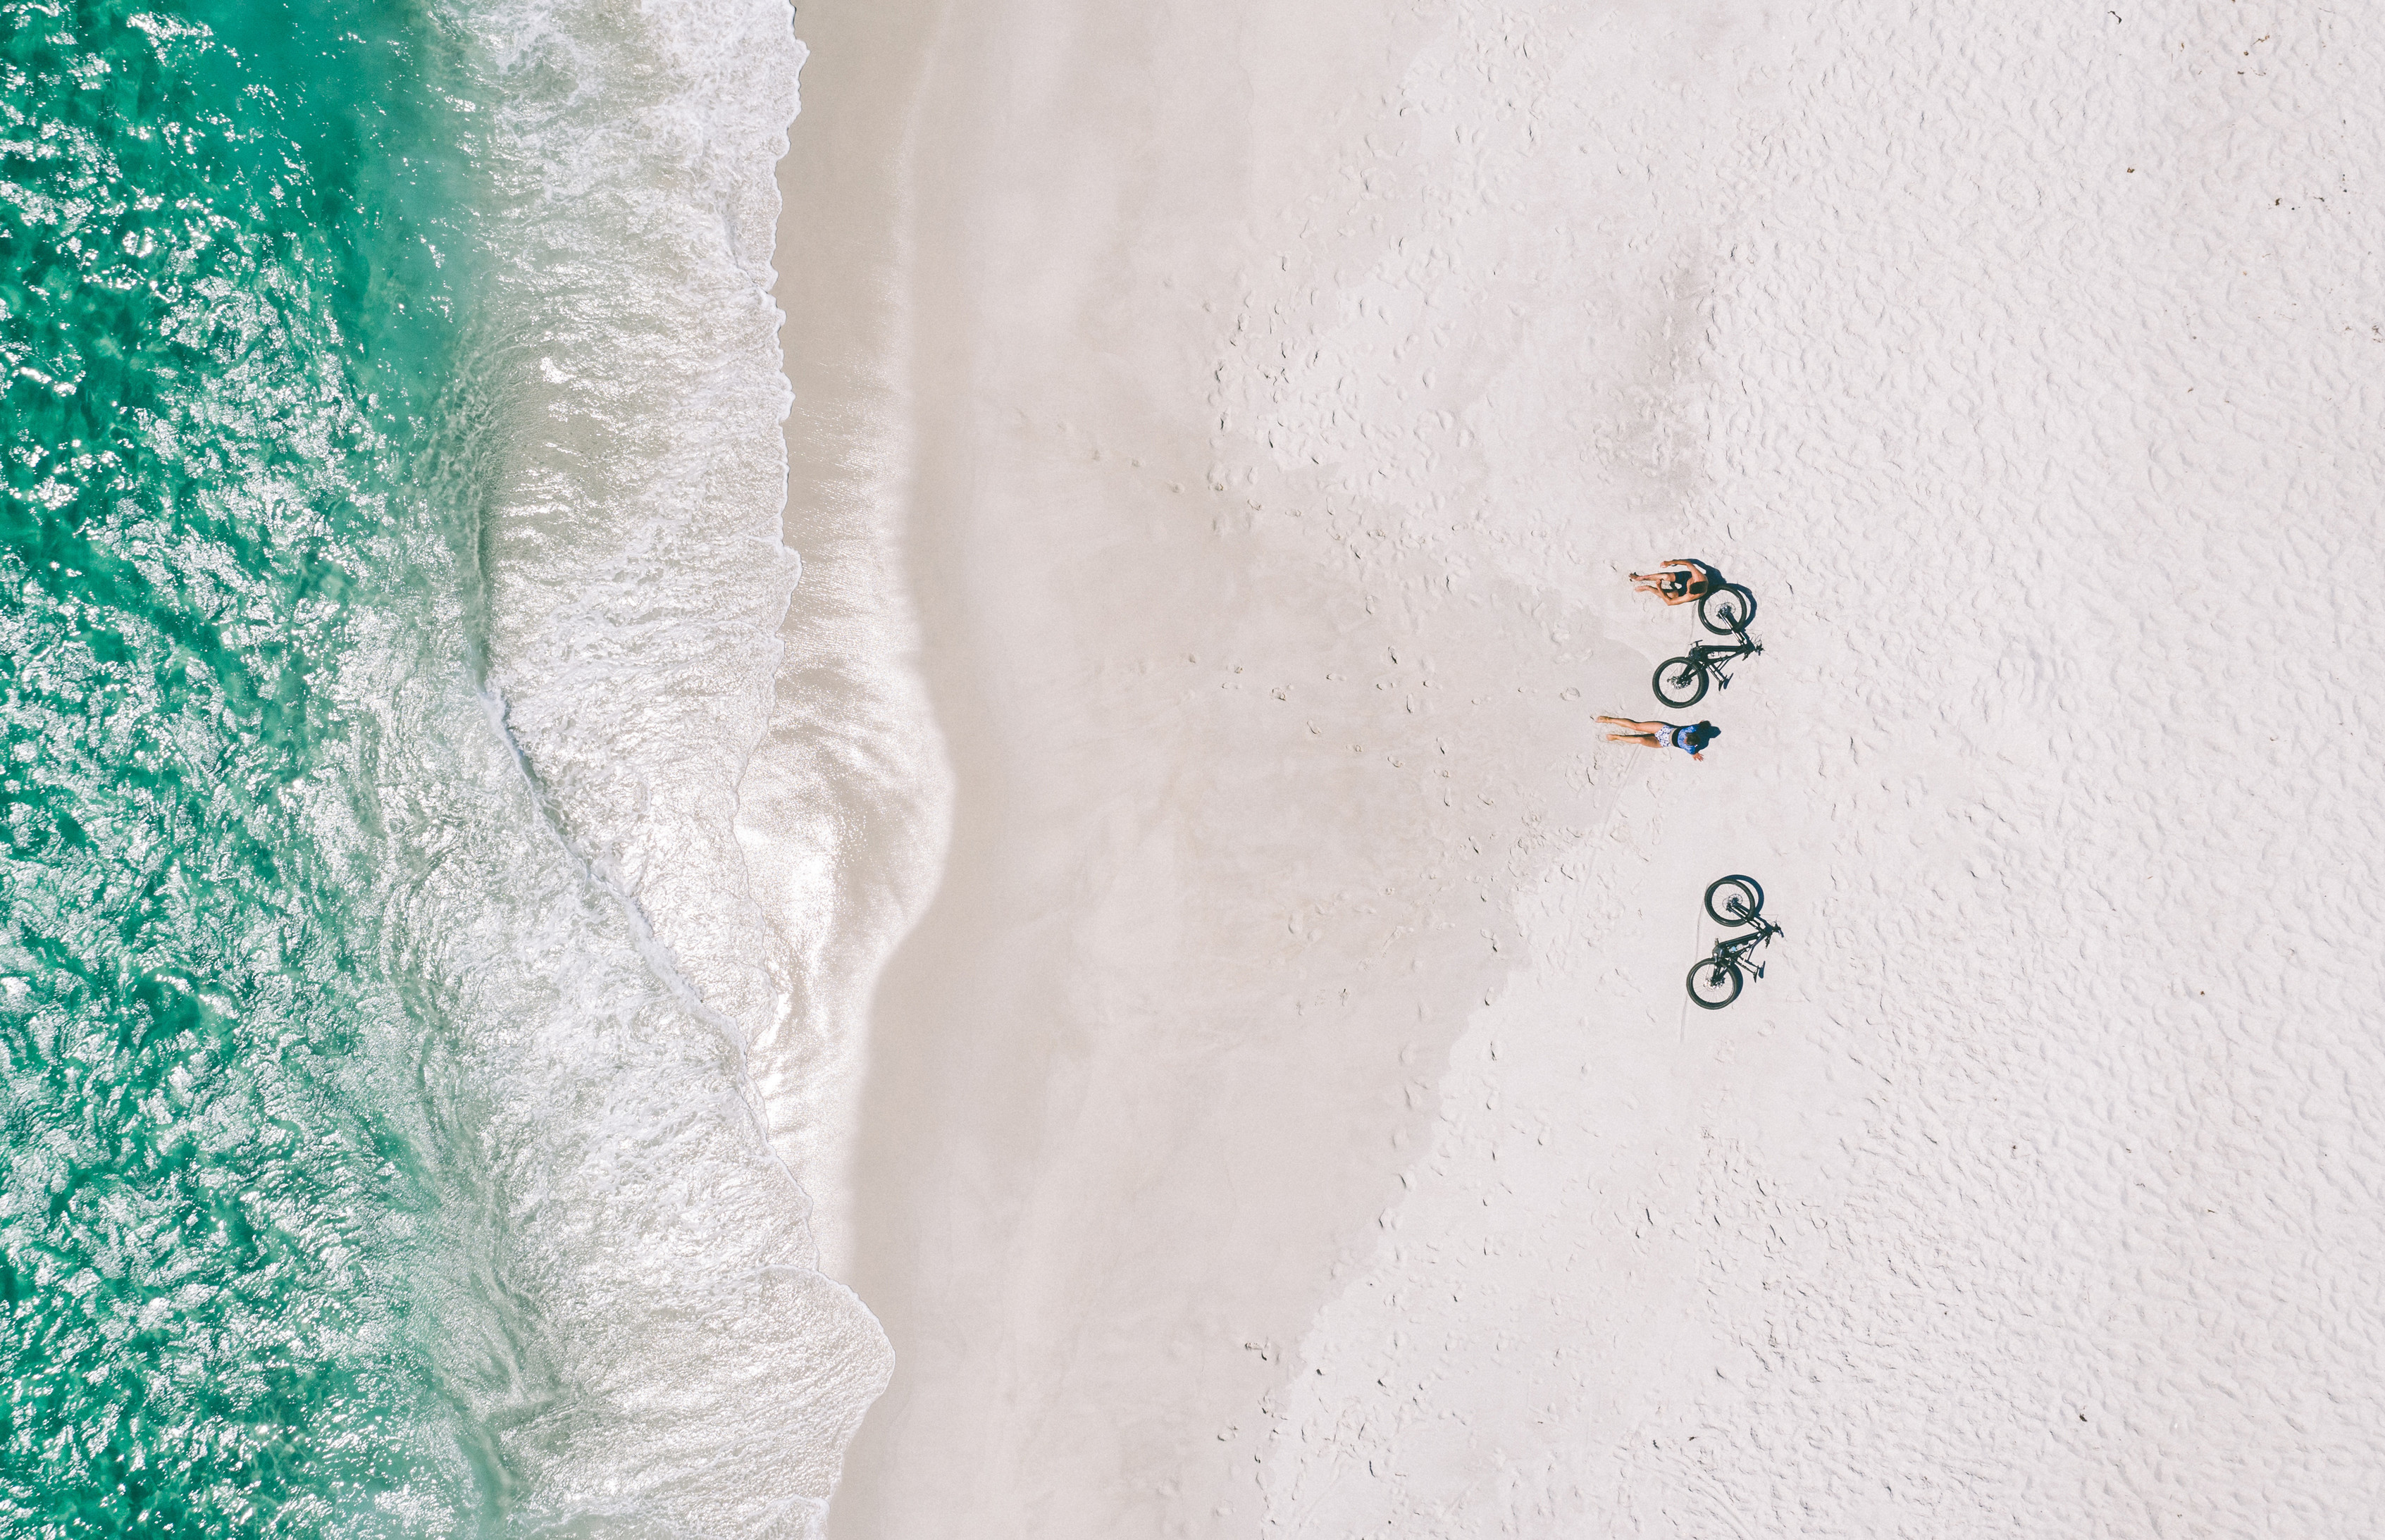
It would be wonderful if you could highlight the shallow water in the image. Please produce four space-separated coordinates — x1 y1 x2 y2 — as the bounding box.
0 2 883 1534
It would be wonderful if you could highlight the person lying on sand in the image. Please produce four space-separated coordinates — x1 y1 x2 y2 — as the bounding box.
1598 716 1719 760
1629 558 1721 604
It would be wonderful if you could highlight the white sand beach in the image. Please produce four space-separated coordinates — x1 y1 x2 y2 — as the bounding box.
767 0 2385 1533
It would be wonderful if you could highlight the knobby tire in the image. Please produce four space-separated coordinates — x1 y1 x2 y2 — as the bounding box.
1704 875 1765 926
1687 957 1743 1010
1699 585 1757 636
1654 657 1709 709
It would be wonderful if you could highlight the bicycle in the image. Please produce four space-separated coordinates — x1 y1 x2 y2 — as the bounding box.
1697 583 1757 636
1652 629 1763 709
1685 874 1780 1010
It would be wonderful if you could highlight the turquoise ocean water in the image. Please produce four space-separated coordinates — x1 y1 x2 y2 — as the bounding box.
0 3 884 1535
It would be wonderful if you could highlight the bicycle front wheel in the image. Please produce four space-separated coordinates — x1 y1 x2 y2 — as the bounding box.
1687 957 1743 1010
1704 875 1765 926
1653 657 1709 708
1699 584 1757 635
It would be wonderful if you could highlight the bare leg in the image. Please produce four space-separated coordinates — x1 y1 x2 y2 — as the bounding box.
1597 716 1669 735
1605 733 1660 747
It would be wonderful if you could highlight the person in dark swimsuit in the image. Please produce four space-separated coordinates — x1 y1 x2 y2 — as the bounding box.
1597 716 1718 760
1629 558 1722 606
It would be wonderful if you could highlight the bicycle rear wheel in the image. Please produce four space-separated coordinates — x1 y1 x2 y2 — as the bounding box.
1687 957 1743 1010
1653 657 1709 708
1704 874 1764 925
1699 584 1757 635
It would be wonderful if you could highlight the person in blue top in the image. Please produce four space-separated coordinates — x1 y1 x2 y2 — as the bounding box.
1598 716 1719 760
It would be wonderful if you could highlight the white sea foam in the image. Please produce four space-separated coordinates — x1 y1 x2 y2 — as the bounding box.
376 0 901 1529
453 0 809 1078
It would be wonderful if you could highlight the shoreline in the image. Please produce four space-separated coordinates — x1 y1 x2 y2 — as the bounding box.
752 0 952 1279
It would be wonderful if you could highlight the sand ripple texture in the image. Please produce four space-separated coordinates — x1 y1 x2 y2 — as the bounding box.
1251 1 2385 1536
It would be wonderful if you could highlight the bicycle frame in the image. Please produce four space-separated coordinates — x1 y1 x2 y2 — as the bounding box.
1709 918 1780 976
1654 629 1764 708
1687 635 1761 683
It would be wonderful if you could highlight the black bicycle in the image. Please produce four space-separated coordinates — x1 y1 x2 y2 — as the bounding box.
1653 631 1763 708
1697 583 1757 635
1686 874 1780 1010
